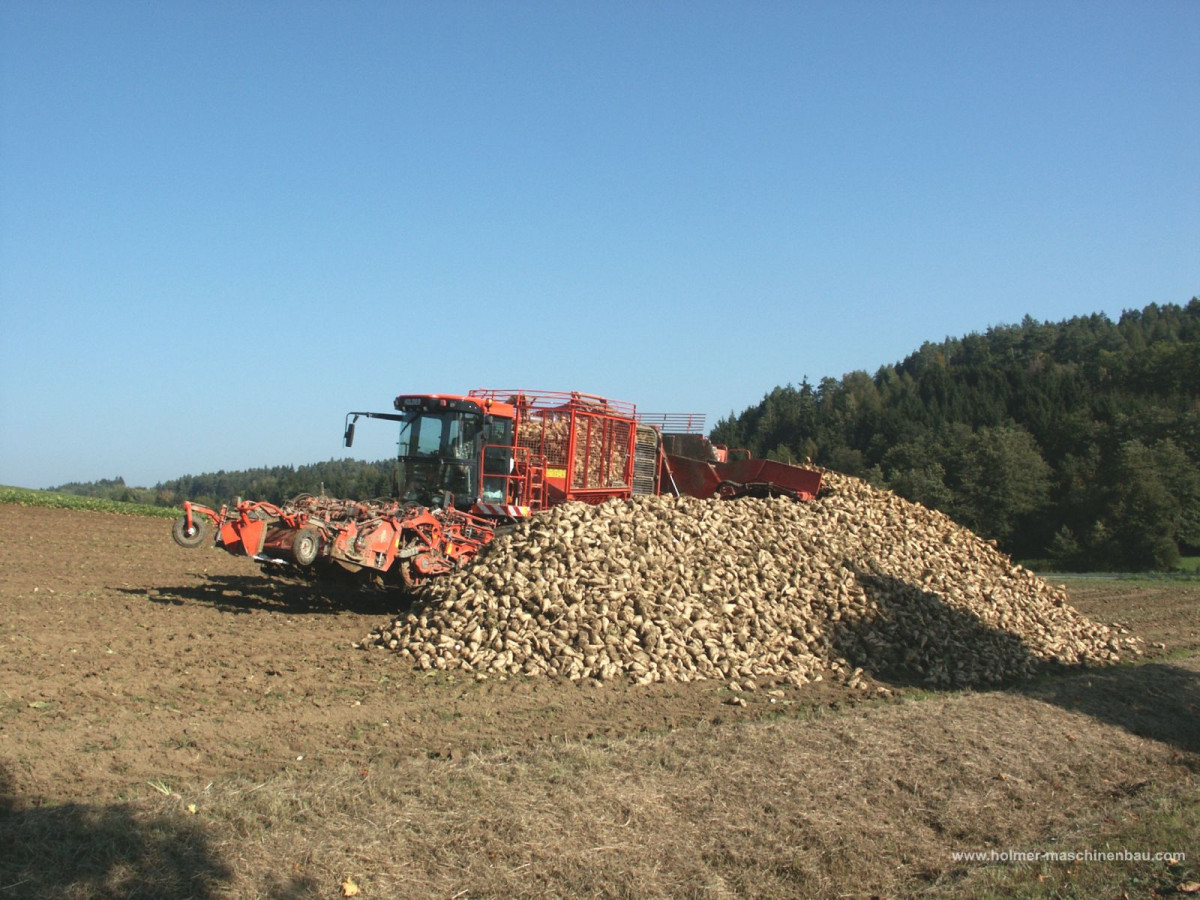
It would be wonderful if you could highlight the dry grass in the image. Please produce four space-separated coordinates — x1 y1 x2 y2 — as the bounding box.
6 657 1195 899
0 793 228 899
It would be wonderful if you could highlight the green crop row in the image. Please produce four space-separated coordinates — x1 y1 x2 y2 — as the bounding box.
0 486 181 518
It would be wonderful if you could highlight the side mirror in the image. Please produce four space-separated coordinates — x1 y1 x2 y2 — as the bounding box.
343 422 355 448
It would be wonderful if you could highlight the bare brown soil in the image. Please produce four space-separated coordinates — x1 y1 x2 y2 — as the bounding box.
0 505 864 806
1 504 1197 899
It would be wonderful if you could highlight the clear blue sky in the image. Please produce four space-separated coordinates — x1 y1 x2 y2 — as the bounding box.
2 1 1197 489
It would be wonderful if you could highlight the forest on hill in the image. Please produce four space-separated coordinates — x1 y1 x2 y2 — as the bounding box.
711 299 1200 570
47 300 1199 570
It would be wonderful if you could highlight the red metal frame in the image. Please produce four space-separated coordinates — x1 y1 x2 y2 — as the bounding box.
470 390 640 508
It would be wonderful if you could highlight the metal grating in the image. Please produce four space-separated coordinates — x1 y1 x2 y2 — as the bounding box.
571 414 632 489
632 424 659 495
637 412 706 435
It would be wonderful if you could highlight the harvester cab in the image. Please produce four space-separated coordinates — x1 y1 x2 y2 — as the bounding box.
344 393 519 514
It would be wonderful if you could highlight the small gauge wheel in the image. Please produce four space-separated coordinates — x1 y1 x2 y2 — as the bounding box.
172 515 208 549
292 529 321 566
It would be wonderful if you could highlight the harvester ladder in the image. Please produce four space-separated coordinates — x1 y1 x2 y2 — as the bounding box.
633 425 659 496
525 458 548 510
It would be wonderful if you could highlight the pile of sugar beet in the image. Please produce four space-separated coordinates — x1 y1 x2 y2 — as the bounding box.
365 471 1139 689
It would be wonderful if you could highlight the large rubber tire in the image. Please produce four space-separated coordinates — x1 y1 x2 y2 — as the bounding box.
172 515 207 549
396 537 423 591
292 528 321 566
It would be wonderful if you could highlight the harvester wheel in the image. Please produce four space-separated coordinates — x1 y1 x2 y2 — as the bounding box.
292 528 321 566
171 515 207 549
398 557 420 591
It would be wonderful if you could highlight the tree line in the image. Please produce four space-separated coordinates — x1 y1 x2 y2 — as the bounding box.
49 459 398 515
710 299 1200 570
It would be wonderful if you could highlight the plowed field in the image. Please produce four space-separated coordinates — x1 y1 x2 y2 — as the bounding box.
1 504 1197 899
